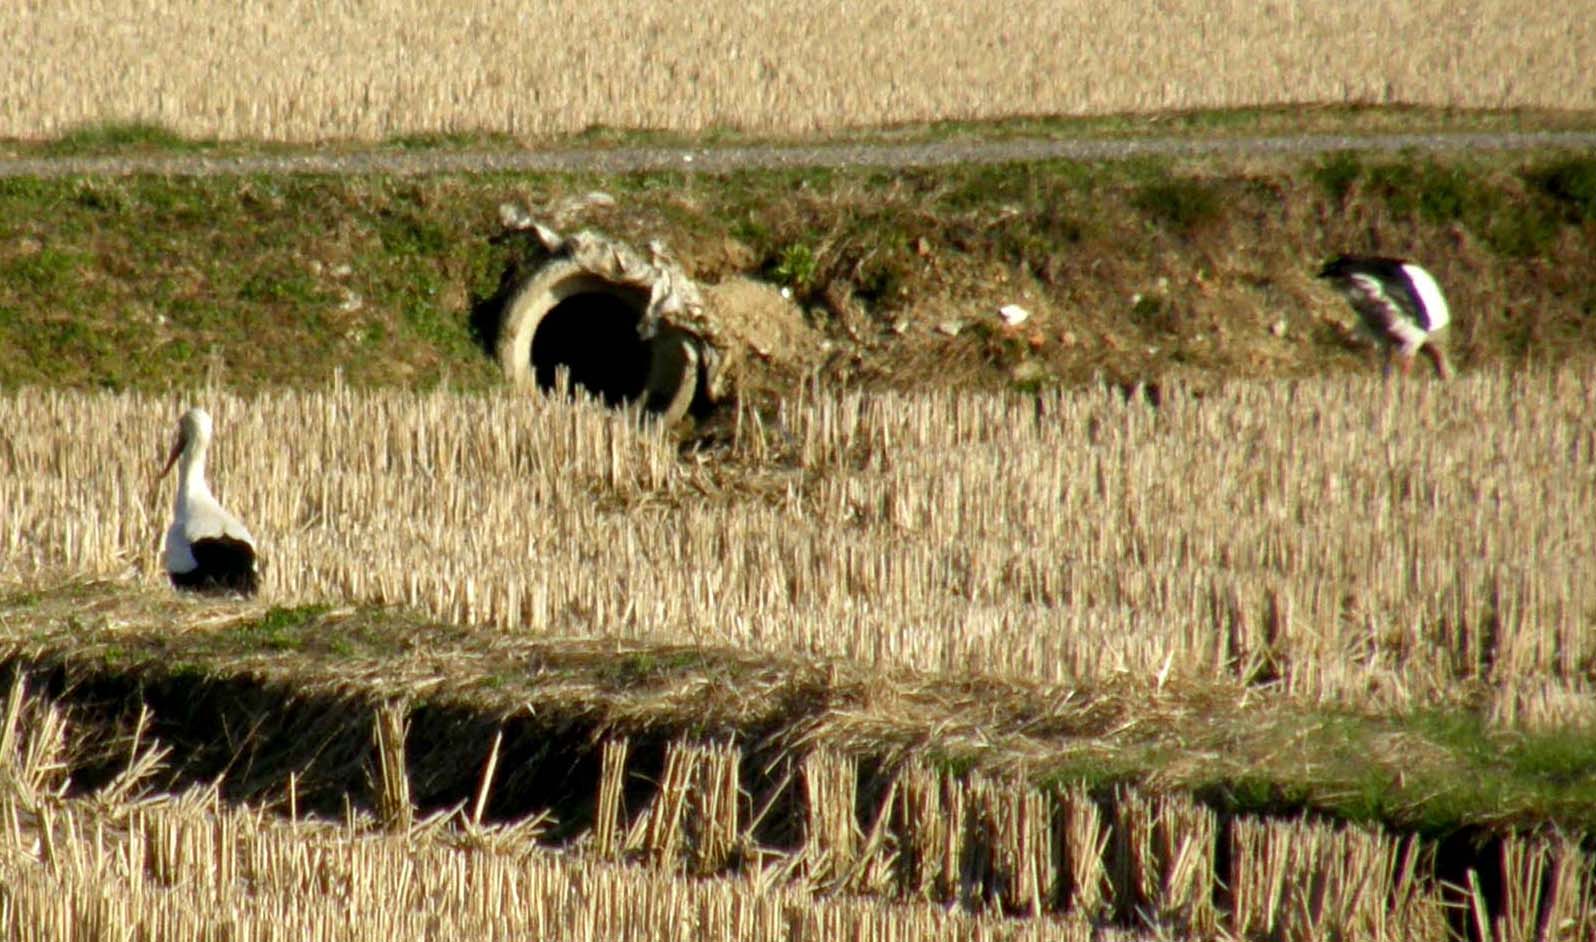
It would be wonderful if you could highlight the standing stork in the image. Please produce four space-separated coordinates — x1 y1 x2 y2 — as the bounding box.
158 407 260 596
1317 255 1452 379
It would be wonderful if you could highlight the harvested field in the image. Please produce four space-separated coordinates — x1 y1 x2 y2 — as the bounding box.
2 2 1593 141
3 369 1593 722
3 369 1596 937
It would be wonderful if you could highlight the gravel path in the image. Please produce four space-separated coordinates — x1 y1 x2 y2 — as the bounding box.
2 131 1593 178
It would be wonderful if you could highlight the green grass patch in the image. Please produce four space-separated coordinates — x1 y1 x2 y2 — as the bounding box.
226 604 333 651
383 130 518 152
44 121 203 156
600 648 714 687
1505 726 1596 788
1131 175 1224 234
1529 155 1596 223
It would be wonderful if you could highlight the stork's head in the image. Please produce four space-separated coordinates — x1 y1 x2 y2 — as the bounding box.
1316 256 1351 280
159 407 213 479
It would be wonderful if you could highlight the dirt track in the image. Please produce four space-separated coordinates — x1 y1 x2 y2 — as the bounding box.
2 130 1594 178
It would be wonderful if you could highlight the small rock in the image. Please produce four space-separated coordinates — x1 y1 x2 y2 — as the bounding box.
997 303 1030 327
1270 318 1288 338
531 222 563 252
330 263 353 279
339 291 363 313
936 320 964 337
891 318 910 335
497 201 533 230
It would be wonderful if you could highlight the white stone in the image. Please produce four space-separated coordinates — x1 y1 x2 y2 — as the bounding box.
998 303 1030 327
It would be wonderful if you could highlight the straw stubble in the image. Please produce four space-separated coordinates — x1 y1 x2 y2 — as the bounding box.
3 371 1592 726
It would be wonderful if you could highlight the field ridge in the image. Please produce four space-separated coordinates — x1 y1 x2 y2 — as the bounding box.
3 128 1596 179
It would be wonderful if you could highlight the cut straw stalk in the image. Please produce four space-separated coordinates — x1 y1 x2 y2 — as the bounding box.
373 700 411 833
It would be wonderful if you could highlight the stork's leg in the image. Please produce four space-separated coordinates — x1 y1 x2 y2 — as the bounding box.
1421 343 1452 380
1380 346 1395 380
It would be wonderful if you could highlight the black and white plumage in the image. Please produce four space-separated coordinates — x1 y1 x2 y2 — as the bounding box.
158 407 260 596
1317 255 1452 379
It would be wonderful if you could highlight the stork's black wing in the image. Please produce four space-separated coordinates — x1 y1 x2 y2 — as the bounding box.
170 536 259 596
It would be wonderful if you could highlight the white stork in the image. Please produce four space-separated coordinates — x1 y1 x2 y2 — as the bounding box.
158 407 260 596
1317 255 1452 379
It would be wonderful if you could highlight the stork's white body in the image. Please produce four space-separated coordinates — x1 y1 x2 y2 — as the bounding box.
161 408 259 595
1318 255 1453 379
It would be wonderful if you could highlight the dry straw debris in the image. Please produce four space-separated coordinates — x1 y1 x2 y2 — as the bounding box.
3 370 1594 728
2 2 1593 141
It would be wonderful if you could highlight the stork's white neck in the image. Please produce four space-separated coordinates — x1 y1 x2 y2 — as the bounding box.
174 435 215 513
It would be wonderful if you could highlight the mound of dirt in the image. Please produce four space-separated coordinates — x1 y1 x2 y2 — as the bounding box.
698 276 826 398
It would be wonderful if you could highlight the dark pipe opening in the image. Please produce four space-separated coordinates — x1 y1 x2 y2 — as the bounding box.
530 292 652 407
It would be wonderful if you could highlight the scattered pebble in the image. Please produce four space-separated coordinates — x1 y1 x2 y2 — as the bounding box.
330 263 353 279
997 303 1030 327
339 291 363 313
936 320 963 337
497 201 532 230
1270 318 1288 337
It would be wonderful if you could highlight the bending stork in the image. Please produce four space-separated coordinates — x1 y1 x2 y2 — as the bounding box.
1317 255 1452 379
158 407 260 596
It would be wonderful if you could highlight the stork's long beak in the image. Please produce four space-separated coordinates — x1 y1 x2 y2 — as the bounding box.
158 431 184 480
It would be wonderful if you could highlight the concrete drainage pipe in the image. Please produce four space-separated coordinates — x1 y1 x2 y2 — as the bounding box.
495 258 704 423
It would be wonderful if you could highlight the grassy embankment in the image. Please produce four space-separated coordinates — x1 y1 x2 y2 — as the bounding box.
2 112 1595 395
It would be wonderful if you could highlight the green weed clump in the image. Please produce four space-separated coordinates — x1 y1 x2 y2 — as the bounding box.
1529 156 1596 223
1130 176 1224 234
